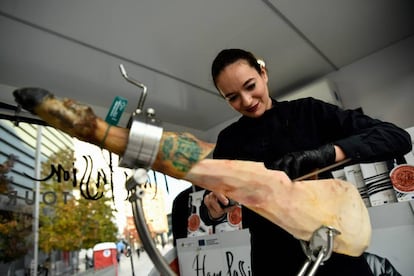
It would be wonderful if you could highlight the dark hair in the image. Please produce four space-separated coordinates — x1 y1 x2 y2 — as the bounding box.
211 49 262 90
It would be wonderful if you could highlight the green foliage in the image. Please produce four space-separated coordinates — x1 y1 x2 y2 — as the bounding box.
76 196 118 249
0 154 31 263
0 211 32 263
39 148 118 253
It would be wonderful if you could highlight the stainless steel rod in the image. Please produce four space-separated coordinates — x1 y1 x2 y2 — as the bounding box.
131 194 176 276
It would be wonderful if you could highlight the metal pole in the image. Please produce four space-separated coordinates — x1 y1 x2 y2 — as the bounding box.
128 233 136 276
131 195 175 275
32 125 43 276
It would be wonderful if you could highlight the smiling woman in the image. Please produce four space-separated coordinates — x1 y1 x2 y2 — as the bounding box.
13 87 372 257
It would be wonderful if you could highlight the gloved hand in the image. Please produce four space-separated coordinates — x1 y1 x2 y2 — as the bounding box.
265 144 336 179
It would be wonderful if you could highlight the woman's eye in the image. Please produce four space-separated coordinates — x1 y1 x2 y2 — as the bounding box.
227 95 238 102
246 83 256 91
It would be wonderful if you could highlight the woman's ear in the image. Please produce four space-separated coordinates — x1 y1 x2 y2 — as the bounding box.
261 67 269 83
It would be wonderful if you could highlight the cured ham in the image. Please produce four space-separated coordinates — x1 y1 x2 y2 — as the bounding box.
13 87 371 256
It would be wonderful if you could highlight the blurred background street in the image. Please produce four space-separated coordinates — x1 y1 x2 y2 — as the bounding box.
78 243 174 276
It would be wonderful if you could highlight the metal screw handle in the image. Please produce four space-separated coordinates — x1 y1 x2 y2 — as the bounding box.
119 64 148 113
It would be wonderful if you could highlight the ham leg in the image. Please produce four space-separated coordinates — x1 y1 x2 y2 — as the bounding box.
185 159 371 256
13 87 371 256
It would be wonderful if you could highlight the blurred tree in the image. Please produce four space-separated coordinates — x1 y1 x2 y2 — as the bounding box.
76 192 118 249
38 148 118 253
0 154 17 193
0 211 32 263
0 154 31 263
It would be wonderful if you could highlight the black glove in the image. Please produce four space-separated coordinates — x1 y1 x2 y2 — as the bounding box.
265 144 336 179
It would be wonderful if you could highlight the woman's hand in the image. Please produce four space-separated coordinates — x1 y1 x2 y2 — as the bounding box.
204 192 237 220
266 144 336 179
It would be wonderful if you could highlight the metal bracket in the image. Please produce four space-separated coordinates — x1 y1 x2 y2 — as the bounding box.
297 226 341 276
118 64 163 170
117 64 175 275
125 168 148 199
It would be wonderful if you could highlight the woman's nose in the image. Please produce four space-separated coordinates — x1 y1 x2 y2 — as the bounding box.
240 92 252 106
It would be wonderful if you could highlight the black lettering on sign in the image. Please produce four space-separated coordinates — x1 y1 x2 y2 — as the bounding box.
189 251 251 276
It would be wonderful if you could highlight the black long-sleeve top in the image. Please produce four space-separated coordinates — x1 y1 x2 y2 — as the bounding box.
211 97 411 275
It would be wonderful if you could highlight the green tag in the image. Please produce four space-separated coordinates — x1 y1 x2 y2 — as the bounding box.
105 96 128 125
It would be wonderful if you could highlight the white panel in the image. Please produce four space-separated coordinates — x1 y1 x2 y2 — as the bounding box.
404 127 414 165
276 79 342 107
367 201 414 276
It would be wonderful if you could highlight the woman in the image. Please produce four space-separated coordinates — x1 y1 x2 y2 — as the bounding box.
200 48 411 275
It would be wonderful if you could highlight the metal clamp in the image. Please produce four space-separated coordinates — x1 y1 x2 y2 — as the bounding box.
297 226 341 276
118 64 163 170
119 110 163 169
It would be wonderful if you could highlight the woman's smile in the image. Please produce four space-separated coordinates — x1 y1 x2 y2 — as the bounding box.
246 102 259 113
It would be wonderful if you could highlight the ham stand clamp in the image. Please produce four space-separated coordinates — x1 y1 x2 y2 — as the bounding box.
118 64 176 276
118 64 163 170
297 226 341 276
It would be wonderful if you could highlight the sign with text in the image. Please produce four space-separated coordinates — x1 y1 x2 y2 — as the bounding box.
105 96 128 125
176 229 251 276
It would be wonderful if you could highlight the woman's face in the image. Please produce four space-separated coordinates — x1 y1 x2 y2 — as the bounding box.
216 60 272 118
